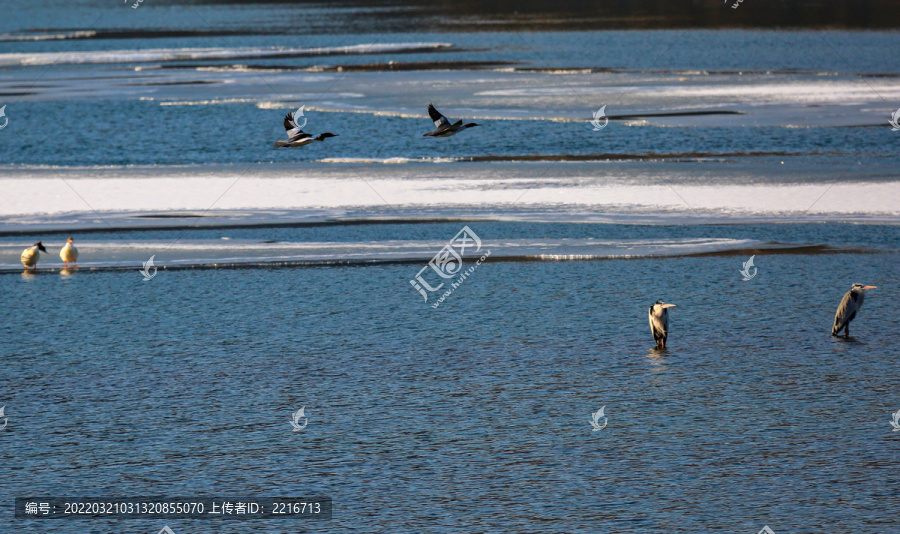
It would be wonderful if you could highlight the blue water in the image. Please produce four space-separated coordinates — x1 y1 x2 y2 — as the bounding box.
2 221 900 533
3 101 898 166
2 1 900 532
2 9 899 167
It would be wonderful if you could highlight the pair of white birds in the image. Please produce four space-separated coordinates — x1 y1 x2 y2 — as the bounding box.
20 237 79 270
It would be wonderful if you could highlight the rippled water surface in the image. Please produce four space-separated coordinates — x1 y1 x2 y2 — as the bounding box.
1 221 899 533
2 1 900 532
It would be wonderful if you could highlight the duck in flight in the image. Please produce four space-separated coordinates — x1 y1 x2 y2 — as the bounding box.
423 104 480 137
274 110 338 148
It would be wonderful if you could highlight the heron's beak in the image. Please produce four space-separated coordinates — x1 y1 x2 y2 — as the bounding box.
863 285 877 290
662 303 676 308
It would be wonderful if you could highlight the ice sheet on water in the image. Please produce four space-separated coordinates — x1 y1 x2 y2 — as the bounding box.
0 163 897 233
0 237 823 273
0 42 453 67
4 65 898 127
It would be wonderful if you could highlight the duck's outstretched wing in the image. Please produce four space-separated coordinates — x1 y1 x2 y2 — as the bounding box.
283 113 311 140
428 103 451 129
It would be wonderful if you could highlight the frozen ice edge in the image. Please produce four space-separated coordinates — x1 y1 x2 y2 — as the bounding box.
1 162 899 235
0 238 854 274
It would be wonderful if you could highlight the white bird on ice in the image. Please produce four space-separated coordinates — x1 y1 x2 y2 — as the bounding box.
20 241 48 270
59 237 79 267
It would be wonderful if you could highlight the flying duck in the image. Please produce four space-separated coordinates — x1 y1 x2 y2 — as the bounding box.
59 237 79 267
274 111 337 148
423 104 480 137
21 241 48 270
648 301 676 349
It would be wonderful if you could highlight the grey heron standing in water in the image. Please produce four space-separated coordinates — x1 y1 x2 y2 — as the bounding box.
648 301 676 349
832 283 876 337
